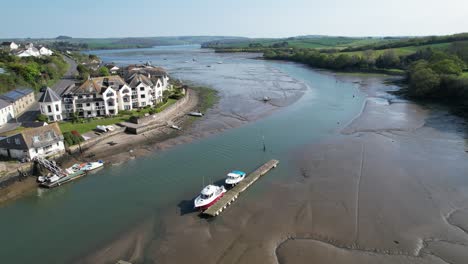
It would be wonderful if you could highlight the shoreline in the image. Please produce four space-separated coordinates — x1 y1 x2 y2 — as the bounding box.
94 72 468 264
0 86 213 206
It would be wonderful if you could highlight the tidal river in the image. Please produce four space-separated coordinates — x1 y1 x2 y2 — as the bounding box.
0 45 371 263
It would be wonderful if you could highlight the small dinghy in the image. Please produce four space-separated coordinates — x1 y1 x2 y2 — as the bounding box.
170 124 182 130
263 96 271 102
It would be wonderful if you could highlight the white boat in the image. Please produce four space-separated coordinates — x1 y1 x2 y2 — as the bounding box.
225 170 246 186
170 124 182 130
37 176 46 183
217 61 223 64
263 96 271 102
47 175 60 183
194 185 226 210
80 160 104 172
188 111 203 117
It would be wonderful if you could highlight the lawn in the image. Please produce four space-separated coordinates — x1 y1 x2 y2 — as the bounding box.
58 116 129 134
58 99 179 134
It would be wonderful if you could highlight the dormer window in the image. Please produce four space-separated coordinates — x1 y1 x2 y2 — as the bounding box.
14 138 20 145
106 92 114 97
32 136 40 143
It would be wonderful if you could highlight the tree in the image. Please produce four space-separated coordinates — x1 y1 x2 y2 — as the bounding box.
98 66 110 77
430 59 463 75
408 60 441 97
376 50 400 69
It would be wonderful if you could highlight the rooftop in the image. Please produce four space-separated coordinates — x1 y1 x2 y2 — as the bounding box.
39 87 61 103
0 88 34 102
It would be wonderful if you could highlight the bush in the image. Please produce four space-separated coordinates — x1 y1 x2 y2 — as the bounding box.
63 131 84 146
37 114 48 122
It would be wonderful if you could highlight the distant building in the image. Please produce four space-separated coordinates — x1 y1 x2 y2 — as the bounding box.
14 44 53 57
1 41 19 51
0 123 65 160
39 46 53 56
105 64 120 74
0 88 35 116
39 87 63 122
122 64 170 103
0 98 15 127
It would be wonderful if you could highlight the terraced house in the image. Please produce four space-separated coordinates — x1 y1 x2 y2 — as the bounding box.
60 65 171 119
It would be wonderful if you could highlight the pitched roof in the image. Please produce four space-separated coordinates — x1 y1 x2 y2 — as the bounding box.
0 98 11 109
39 87 61 103
0 123 63 150
0 88 34 102
126 73 154 88
68 76 126 94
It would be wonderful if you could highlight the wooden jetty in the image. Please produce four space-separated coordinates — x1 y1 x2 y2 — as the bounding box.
203 159 279 217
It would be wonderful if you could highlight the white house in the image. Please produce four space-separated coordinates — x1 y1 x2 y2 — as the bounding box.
1 41 19 51
0 98 15 127
39 87 63 122
0 123 65 160
105 64 120 74
39 46 53 56
62 76 132 118
16 47 41 57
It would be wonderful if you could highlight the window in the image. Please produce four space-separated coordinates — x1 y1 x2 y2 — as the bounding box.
86 103 90 107
106 92 114 97
32 136 40 142
6 138 10 143
95 102 99 106
123 97 130 102
55 104 59 111
140 94 145 99
47 105 52 113
14 138 20 145
124 105 131 110
87 111 92 115
140 87 145 91
77 104 83 108
141 102 146 106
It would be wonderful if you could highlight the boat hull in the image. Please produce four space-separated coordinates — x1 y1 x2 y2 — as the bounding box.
195 193 225 211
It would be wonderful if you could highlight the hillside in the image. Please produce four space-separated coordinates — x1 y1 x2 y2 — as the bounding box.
0 36 248 50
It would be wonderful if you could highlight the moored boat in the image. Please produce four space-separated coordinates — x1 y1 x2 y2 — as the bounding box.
225 170 246 186
194 185 226 210
188 111 203 117
81 160 104 171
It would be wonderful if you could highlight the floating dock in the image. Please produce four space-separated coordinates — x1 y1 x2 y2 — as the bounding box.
40 171 87 189
203 159 279 217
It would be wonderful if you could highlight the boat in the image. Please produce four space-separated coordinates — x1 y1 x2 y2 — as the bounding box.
263 96 271 102
206 65 211 67
188 111 203 117
47 174 60 183
225 170 246 186
217 61 223 64
65 160 104 174
80 160 104 172
194 185 226 210
37 176 46 183
170 124 182 130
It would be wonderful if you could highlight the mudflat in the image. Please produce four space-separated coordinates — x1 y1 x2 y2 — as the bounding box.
132 80 468 264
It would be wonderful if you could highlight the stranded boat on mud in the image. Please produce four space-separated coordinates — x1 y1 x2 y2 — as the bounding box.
225 170 246 186
188 111 203 117
65 160 104 174
194 185 226 210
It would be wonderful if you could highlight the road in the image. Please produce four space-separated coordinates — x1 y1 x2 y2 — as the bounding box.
0 55 78 134
53 55 78 96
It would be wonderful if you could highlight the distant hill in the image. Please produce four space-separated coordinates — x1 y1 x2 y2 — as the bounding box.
56 35 72 40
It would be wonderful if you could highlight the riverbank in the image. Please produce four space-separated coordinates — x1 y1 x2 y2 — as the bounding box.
96 74 468 264
0 86 216 206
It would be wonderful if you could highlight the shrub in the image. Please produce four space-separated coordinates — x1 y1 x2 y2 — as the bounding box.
37 114 48 122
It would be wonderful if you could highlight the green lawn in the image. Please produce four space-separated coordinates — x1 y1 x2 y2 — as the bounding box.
59 116 129 134
58 99 179 134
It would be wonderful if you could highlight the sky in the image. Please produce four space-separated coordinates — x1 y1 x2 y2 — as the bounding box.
1 0 467 38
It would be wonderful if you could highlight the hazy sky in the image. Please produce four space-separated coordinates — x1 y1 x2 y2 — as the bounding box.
2 0 467 38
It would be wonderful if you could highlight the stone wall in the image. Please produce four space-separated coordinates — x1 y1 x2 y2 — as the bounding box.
67 126 126 154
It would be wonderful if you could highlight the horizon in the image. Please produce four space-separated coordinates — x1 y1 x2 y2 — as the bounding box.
1 0 467 39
